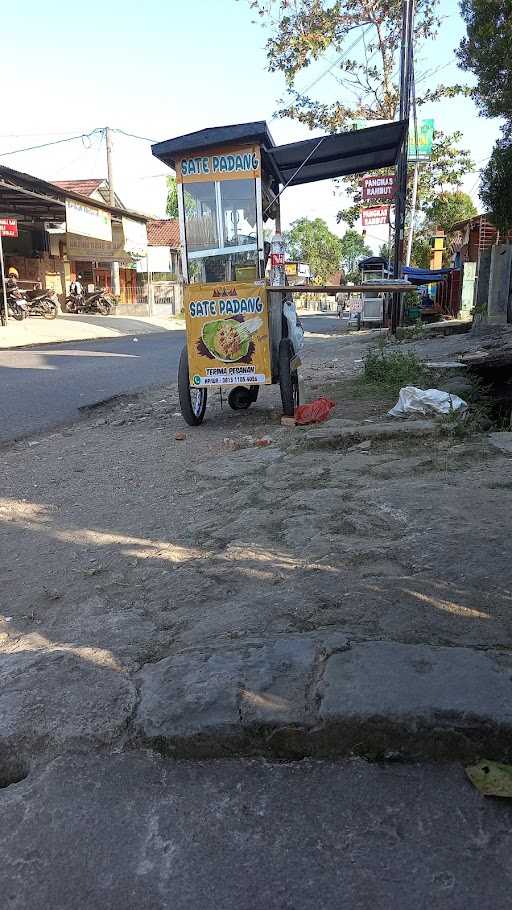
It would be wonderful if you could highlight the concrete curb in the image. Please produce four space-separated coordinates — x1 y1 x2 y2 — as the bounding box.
3 637 511 779
131 636 512 762
299 418 437 447
0 317 185 350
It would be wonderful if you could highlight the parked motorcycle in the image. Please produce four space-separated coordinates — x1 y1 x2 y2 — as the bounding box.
65 287 115 316
25 287 59 320
7 290 29 320
7 284 59 320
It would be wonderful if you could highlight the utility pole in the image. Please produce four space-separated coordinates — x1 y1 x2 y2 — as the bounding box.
391 0 415 332
0 233 7 325
405 67 420 267
105 127 120 298
405 159 419 266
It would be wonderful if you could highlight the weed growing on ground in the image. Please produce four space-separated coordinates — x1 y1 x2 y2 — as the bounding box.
359 340 428 395
394 319 427 343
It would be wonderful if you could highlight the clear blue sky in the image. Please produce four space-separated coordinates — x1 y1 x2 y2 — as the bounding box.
1 0 500 240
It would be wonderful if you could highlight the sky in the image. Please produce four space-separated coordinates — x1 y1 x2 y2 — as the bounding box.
1 0 502 253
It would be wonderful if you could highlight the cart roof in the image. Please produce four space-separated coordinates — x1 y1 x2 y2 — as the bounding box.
152 121 277 170
152 119 407 186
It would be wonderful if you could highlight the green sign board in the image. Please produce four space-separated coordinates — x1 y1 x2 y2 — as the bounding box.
408 118 434 160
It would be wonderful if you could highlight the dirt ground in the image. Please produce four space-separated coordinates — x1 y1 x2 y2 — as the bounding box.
1 325 511 680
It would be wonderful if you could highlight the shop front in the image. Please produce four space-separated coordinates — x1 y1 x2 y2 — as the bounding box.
0 165 148 320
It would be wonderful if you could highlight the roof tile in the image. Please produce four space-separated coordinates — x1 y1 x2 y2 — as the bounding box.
147 219 180 248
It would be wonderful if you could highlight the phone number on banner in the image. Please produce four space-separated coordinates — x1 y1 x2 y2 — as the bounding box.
192 372 266 387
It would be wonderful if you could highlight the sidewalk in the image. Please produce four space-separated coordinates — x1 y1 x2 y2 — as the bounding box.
1 325 511 906
0 310 184 348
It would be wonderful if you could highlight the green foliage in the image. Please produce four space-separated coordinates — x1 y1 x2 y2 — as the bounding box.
249 1 448 128
410 236 431 269
457 0 512 119
480 133 512 233
338 131 474 227
339 229 371 274
166 177 195 218
245 1 472 232
286 217 342 283
166 176 179 218
395 320 427 342
423 191 477 232
360 343 427 392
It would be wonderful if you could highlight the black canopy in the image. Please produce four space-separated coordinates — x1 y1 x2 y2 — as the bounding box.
268 121 407 186
152 119 407 187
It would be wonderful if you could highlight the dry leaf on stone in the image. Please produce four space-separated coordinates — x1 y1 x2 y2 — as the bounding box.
466 760 512 797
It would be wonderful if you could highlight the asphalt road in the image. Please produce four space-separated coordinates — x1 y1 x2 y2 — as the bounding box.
0 314 340 442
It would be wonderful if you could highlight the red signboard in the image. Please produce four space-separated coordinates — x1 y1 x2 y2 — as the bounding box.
362 174 397 202
0 218 18 238
270 252 284 267
362 205 390 227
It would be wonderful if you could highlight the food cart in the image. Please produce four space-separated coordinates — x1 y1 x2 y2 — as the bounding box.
151 119 409 426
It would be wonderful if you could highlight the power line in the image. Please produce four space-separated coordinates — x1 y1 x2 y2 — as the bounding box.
0 128 104 159
112 128 158 144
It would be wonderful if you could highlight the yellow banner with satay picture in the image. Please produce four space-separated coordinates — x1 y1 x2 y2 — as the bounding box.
183 281 272 388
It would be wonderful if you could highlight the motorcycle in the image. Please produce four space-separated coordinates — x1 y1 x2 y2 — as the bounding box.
65 287 116 316
7 289 29 321
25 287 59 320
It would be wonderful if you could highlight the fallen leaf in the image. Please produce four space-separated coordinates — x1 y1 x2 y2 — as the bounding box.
466 760 512 797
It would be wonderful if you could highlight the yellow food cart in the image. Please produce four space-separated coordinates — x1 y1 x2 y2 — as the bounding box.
152 119 408 425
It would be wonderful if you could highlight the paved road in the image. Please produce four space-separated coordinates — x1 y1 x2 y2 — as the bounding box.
0 315 340 442
0 331 186 442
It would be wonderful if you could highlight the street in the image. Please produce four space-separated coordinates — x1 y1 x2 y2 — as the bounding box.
0 314 339 442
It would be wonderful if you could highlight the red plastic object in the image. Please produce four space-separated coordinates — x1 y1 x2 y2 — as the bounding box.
294 397 336 425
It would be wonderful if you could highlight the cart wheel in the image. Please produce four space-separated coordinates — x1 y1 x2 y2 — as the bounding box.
178 345 207 426
279 338 299 417
228 385 259 411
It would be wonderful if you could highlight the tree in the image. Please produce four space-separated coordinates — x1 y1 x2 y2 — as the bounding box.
410 236 431 269
480 134 512 233
339 229 371 276
287 217 342 282
457 0 512 119
423 191 477 233
457 2 512 231
339 130 474 226
246 1 473 225
166 176 179 217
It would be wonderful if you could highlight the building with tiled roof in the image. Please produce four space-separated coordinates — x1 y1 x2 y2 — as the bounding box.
147 219 180 249
53 178 125 209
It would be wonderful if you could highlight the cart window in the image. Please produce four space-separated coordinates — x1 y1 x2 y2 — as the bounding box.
184 182 218 253
188 249 258 284
220 179 257 248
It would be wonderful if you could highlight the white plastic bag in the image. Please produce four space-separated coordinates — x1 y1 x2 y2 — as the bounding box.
283 299 305 353
388 386 468 418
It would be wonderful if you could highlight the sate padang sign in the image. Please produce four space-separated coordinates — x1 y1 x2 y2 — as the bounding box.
362 174 397 202
176 146 261 183
361 205 390 227
183 281 271 388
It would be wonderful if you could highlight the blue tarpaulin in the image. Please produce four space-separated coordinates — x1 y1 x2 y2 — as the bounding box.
402 266 451 285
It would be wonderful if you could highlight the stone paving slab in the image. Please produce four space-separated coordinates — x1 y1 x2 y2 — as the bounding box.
0 649 136 782
133 636 512 761
304 418 436 443
488 432 512 455
1 752 511 910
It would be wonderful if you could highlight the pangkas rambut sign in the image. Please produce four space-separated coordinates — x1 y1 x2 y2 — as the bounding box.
361 205 390 227
362 174 397 202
